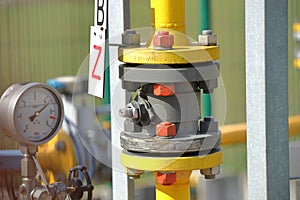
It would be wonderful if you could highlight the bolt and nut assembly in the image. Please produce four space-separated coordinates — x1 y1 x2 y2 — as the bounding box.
153 31 174 50
156 172 177 185
156 122 177 137
127 168 145 179
153 84 175 96
198 30 217 46
200 166 220 179
122 29 140 47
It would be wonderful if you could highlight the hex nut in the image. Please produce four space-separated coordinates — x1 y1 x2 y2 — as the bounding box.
156 172 176 185
31 188 52 200
122 29 140 47
153 31 174 50
119 107 134 118
198 30 217 46
199 79 219 94
127 168 144 179
156 122 176 137
153 84 175 96
199 116 218 133
200 166 220 179
124 119 142 132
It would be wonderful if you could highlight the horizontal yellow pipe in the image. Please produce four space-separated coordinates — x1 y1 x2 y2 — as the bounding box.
221 115 300 146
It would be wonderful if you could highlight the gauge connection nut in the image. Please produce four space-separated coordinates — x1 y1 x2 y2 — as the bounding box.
153 31 174 50
156 122 176 137
156 172 176 185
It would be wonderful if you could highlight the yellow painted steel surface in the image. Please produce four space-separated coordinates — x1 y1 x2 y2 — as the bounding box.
151 0 185 33
119 0 221 64
221 115 300 145
294 59 300 69
119 45 220 64
121 151 222 171
37 130 77 183
149 0 190 46
155 170 192 200
294 22 300 33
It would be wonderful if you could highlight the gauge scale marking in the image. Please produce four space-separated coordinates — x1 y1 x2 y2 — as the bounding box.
0 82 64 145
15 87 60 142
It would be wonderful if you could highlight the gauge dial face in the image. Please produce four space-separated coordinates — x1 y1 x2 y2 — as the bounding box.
14 86 62 142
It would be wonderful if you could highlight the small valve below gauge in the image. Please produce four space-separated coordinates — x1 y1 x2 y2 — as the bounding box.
68 165 94 200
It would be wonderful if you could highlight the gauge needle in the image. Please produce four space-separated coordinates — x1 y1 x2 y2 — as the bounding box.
29 101 51 122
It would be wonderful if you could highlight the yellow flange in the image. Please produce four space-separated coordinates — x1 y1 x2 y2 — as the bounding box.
121 150 222 171
119 45 220 64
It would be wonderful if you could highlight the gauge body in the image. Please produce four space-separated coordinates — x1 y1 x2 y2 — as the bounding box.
0 82 64 145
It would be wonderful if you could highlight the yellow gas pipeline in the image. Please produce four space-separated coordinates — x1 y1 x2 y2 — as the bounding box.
37 130 77 183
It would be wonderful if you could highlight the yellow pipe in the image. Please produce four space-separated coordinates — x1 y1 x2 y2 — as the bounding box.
151 0 185 33
294 59 300 69
221 115 300 145
155 170 192 200
150 0 190 46
37 130 77 183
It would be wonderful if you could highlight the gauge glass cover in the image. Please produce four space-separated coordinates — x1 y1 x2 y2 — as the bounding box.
14 87 61 142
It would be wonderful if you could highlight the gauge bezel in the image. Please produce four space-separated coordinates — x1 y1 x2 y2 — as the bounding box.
0 82 64 145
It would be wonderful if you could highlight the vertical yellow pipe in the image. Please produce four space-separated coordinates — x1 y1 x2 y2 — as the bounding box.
151 0 185 33
155 171 192 200
150 0 190 46
149 1 193 200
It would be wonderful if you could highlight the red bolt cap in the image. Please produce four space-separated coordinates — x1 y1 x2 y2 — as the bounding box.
153 31 174 49
153 84 175 96
156 172 176 185
156 121 176 137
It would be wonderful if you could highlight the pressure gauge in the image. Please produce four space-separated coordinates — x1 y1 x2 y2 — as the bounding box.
0 82 64 145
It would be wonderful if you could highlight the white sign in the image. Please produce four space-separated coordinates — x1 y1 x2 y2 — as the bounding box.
88 0 107 98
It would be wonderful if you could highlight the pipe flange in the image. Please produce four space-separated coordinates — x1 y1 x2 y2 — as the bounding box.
118 45 219 64
119 62 220 83
121 149 222 171
120 130 221 153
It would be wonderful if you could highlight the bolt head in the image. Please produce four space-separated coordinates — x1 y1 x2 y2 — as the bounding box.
32 188 52 200
156 172 176 185
127 168 144 179
153 31 174 50
119 107 134 118
200 166 220 179
156 122 176 137
202 30 212 35
200 116 218 133
122 29 140 47
124 119 142 132
198 31 217 46
153 84 175 96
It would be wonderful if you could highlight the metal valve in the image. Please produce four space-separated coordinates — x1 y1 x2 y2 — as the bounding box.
68 165 94 200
